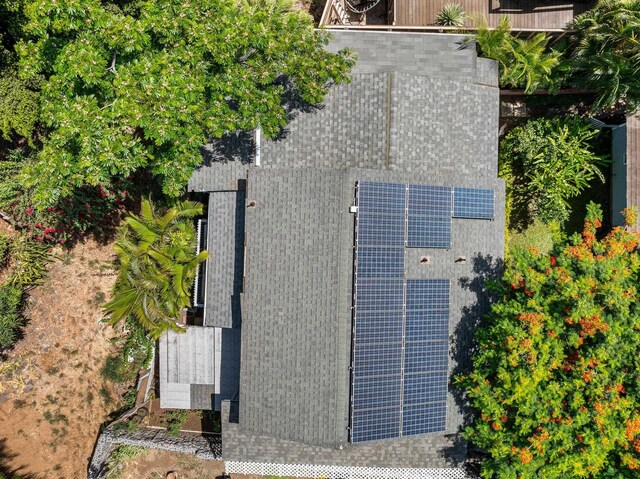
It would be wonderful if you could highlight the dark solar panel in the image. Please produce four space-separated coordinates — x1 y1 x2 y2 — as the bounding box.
403 371 448 405
353 342 403 376
356 247 405 279
453 187 495 219
407 215 451 248
351 407 401 442
402 402 447 436
357 213 406 247
355 311 404 344
352 374 402 410
403 340 449 374
355 279 404 311
406 279 450 310
408 185 452 217
358 182 406 215
405 310 450 341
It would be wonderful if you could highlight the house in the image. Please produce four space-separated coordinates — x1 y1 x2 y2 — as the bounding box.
611 113 640 227
172 31 505 477
320 0 595 32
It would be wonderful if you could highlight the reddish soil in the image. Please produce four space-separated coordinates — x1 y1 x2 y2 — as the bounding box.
0 236 129 478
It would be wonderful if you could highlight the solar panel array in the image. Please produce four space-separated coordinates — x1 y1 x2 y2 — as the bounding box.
350 181 494 443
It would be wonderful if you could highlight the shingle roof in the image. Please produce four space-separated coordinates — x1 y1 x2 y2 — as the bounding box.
187 32 499 193
237 167 505 448
204 191 245 328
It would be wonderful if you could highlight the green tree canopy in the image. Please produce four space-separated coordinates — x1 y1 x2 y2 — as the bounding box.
17 0 355 204
104 199 207 339
459 203 640 478
570 0 640 112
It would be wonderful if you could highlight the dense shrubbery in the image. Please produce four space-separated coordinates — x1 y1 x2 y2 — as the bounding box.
500 118 608 227
458 204 640 478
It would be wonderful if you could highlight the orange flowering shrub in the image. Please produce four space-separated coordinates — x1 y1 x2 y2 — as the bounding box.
458 203 640 478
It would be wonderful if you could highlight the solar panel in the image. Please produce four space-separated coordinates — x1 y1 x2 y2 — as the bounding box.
406 279 450 310
407 215 451 248
355 279 404 311
356 247 404 279
405 310 450 342
402 402 447 436
403 340 449 374
351 407 401 442
355 311 403 344
358 182 406 215
353 342 403 376
453 187 494 219
357 214 406 247
403 371 448 405
351 182 454 443
408 185 452 217
352 374 401 410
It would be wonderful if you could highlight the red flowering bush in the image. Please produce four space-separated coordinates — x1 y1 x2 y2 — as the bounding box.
6 182 129 245
458 203 640 478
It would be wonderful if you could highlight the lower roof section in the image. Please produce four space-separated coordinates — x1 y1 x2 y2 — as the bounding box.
222 401 466 469
159 326 240 410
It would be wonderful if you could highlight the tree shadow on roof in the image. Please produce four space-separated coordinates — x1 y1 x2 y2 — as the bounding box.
440 253 504 470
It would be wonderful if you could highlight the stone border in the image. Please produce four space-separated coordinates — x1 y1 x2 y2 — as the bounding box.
88 427 222 478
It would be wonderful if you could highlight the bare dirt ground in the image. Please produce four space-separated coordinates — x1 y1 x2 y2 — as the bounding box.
117 449 263 479
0 233 128 478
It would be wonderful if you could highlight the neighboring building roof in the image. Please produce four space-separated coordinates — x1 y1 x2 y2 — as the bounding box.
204 191 245 328
626 113 640 228
236 167 505 453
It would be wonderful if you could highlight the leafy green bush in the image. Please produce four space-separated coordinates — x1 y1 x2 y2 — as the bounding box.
434 3 466 27
162 409 189 437
458 204 640 478
500 117 608 226
0 284 23 348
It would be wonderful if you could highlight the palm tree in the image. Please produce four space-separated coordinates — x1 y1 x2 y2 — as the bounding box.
570 0 640 111
104 199 208 339
472 16 560 93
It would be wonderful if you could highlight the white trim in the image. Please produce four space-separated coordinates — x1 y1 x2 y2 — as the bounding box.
255 127 262 167
224 462 469 479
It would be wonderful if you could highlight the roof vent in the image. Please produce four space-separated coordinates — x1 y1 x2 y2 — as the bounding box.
420 256 431 264
455 255 467 263
247 200 257 208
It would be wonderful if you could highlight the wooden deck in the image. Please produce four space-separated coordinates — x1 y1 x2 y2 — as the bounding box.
394 0 595 30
